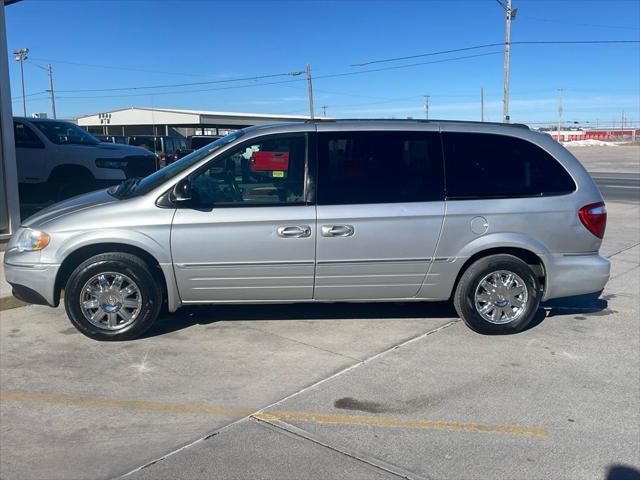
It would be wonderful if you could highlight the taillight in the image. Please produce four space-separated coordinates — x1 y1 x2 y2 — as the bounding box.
579 202 607 239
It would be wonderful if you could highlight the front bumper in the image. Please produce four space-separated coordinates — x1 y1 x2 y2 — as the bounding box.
542 253 610 301
4 261 60 307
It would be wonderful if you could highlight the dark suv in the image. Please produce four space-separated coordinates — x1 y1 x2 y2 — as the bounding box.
128 136 187 167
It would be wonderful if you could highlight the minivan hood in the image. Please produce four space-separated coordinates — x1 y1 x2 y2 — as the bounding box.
22 189 118 228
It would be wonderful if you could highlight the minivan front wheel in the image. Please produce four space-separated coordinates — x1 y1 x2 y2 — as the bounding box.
454 254 541 334
64 253 162 341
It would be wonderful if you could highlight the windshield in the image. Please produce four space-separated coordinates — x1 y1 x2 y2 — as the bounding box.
109 130 244 199
33 121 100 146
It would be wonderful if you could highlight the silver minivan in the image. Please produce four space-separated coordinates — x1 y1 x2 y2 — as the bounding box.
4 120 610 341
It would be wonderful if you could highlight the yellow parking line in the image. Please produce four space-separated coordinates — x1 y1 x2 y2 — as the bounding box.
0 391 253 417
0 296 28 312
256 411 549 438
0 390 548 438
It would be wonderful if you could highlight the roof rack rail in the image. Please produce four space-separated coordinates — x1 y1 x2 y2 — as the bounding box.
304 118 530 130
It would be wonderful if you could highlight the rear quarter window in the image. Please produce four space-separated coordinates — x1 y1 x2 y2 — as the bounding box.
442 132 576 199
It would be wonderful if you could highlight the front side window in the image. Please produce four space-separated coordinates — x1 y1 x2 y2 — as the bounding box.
317 131 444 205
189 134 306 206
442 132 576 198
14 122 44 149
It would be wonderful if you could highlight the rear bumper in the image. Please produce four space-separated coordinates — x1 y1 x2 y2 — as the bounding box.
542 253 610 301
4 261 60 307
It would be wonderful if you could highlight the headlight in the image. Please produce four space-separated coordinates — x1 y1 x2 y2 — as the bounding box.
95 158 128 169
17 229 50 252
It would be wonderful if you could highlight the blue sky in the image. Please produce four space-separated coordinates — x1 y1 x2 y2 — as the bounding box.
6 0 640 126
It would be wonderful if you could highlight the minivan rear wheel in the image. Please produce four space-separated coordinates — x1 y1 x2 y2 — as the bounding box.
454 254 541 334
64 253 162 341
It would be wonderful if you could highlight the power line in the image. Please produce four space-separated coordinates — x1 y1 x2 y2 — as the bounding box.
353 40 640 66
315 51 502 80
27 57 216 77
56 52 503 100
54 71 303 93
11 90 48 100
56 77 307 99
353 43 504 66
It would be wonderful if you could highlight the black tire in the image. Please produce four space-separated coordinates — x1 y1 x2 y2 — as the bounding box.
453 254 541 335
64 253 162 341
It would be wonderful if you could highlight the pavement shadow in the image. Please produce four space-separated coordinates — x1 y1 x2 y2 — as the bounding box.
141 292 611 339
605 464 640 480
542 291 611 318
142 301 458 339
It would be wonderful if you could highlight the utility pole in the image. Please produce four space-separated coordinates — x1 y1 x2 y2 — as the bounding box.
47 64 56 119
480 87 484 122
305 64 315 120
321 105 328 117
621 110 625 129
423 95 430 120
13 48 29 117
497 0 516 123
557 88 564 143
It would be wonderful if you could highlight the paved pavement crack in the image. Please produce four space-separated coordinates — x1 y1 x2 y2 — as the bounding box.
607 242 640 259
236 322 362 362
251 415 429 480
610 263 640 281
114 320 459 479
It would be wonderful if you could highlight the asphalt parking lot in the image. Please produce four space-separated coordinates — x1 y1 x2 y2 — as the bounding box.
1 148 638 480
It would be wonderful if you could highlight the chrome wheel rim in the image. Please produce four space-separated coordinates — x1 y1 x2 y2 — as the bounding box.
80 272 142 331
474 270 529 324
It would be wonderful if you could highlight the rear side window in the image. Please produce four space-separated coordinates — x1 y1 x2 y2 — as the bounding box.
442 132 575 199
317 131 444 205
14 122 44 149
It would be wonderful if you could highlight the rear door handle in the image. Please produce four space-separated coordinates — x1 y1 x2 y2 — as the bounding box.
321 225 355 237
277 225 311 238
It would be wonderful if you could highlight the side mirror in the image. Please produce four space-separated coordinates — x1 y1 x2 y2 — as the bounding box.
172 178 192 202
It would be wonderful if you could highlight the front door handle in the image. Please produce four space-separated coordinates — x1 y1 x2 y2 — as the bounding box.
321 225 355 237
277 225 311 238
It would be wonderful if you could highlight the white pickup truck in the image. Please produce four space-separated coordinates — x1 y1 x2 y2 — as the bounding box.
14 117 158 201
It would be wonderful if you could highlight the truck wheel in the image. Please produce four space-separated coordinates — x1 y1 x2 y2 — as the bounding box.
453 254 541 334
48 168 95 201
64 253 163 341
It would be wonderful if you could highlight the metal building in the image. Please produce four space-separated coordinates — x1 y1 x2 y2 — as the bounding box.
77 107 311 138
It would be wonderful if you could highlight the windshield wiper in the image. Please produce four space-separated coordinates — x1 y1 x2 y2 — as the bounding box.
108 177 140 198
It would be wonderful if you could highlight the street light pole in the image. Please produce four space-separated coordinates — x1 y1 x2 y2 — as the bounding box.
480 87 484 122
423 95 430 120
13 48 29 116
